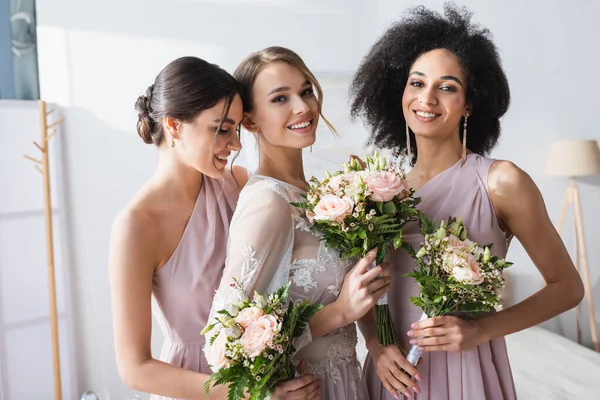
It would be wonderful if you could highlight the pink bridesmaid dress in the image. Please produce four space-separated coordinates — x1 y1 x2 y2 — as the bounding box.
150 172 238 400
364 154 517 400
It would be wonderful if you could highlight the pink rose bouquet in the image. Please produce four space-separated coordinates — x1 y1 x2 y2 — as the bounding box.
405 216 512 365
292 152 421 346
201 280 321 399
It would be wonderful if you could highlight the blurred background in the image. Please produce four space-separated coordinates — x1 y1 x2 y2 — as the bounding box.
1 0 600 398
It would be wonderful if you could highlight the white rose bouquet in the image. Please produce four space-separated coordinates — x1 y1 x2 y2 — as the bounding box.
405 216 512 365
291 152 421 345
201 280 321 400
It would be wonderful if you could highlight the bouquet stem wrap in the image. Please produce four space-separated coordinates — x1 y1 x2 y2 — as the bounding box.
405 312 428 366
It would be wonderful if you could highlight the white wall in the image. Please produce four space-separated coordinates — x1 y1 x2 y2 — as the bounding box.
34 0 600 398
35 1 376 398
0 101 77 399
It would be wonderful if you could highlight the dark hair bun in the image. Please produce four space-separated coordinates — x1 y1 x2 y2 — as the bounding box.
134 57 240 146
135 85 155 144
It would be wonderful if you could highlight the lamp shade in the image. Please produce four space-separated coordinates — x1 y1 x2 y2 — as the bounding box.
545 140 600 177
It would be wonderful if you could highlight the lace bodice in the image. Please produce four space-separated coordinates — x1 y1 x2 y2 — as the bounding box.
206 175 362 388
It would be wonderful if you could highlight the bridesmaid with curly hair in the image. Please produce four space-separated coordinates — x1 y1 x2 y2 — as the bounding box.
350 4 583 400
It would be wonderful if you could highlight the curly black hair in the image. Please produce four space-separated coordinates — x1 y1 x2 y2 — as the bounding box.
350 3 510 160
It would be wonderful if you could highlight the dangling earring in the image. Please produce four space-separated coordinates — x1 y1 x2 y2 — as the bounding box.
310 145 313 153
461 114 469 166
406 123 412 166
171 139 175 148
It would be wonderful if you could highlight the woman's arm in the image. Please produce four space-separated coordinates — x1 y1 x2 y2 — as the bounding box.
109 211 228 400
206 186 320 399
479 161 583 339
409 161 584 351
208 187 296 313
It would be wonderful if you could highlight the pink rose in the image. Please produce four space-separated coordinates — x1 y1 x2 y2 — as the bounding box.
242 315 280 358
448 234 468 249
442 251 462 273
364 171 406 202
464 253 484 284
451 266 484 285
448 234 475 251
206 330 230 371
235 306 264 329
451 266 474 283
312 195 354 224
445 251 483 285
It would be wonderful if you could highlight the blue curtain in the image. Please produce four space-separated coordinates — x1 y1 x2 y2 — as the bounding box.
0 0 39 100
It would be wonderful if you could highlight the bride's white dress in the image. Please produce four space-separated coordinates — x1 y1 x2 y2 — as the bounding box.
205 175 367 399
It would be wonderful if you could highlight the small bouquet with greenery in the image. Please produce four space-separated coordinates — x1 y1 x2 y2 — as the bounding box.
201 280 322 400
291 152 421 345
405 216 512 365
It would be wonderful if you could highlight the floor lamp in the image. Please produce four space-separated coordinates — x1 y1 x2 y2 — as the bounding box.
545 139 600 352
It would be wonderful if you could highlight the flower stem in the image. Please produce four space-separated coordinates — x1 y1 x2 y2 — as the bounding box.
376 304 398 346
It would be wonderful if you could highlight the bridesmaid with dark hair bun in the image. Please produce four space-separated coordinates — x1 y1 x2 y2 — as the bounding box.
109 56 319 400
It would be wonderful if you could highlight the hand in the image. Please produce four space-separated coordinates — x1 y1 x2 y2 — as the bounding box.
349 154 366 169
271 360 320 400
407 315 484 352
335 249 391 324
370 344 422 399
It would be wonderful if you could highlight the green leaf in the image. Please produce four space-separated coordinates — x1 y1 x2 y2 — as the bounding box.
419 213 436 235
382 202 397 214
376 247 387 265
274 281 292 302
392 231 403 249
200 323 216 335
228 380 247 400
402 241 416 255
363 239 370 252
203 375 215 394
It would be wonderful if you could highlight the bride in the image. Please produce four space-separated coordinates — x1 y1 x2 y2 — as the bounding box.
205 46 405 400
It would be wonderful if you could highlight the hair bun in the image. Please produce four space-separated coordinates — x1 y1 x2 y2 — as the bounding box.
135 84 155 144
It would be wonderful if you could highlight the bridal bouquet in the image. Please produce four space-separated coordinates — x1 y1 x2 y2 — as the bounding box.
405 216 512 365
291 152 421 345
201 280 321 400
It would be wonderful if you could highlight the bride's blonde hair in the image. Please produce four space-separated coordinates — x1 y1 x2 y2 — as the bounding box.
233 46 336 135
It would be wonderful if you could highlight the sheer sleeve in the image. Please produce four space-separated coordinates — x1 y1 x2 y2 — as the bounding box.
218 181 294 301
205 180 312 365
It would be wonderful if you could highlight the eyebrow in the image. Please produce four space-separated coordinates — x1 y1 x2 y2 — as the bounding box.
213 118 236 125
409 71 464 87
267 80 312 97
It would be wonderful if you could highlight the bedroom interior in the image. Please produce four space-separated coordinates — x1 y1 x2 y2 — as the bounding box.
1 0 599 399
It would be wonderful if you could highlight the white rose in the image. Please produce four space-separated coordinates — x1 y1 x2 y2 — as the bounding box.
225 304 239 317
205 330 230 372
